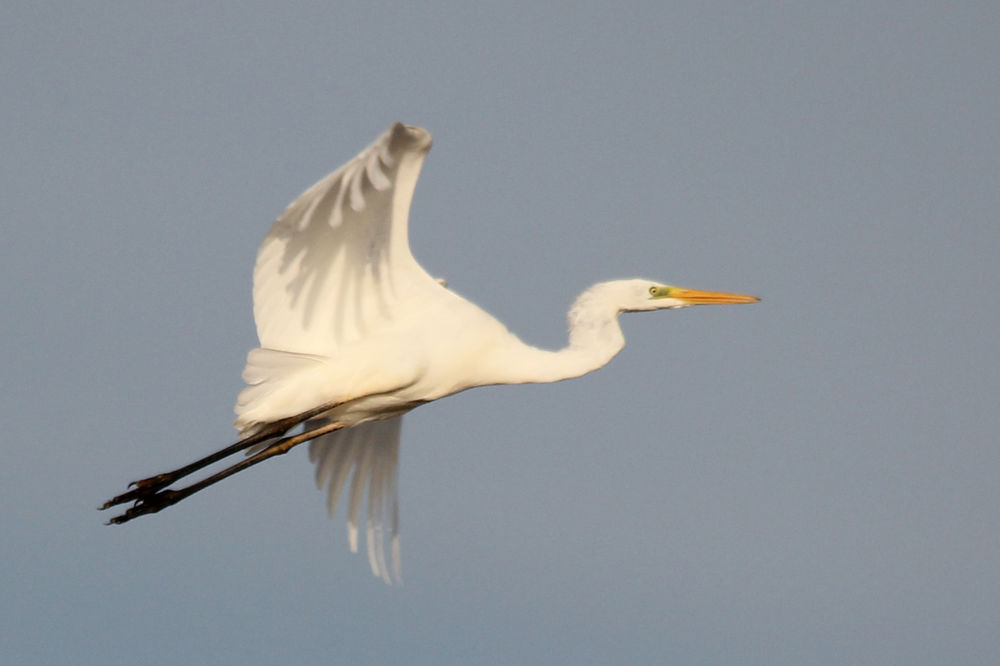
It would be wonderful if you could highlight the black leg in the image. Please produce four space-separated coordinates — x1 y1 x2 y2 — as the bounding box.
100 400 344 511
104 420 345 524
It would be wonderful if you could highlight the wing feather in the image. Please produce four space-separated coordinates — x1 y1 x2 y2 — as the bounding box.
234 127 443 581
253 123 441 355
308 416 403 583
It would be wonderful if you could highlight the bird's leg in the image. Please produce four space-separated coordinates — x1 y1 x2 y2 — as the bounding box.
104 420 345 524
101 425 285 509
101 400 344 511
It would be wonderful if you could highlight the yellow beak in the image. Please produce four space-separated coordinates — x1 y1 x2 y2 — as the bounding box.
670 287 760 305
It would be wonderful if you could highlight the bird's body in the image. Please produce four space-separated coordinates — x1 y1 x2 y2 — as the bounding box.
236 279 664 432
103 123 758 582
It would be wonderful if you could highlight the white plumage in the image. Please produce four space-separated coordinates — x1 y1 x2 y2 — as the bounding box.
103 123 758 583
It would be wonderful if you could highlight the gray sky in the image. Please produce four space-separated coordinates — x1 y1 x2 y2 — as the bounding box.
3 2 998 664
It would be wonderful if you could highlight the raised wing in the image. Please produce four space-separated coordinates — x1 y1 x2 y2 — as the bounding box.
308 416 403 583
236 126 437 569
253 123 441 355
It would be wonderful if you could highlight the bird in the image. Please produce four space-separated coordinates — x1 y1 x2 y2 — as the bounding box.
102 122 759 582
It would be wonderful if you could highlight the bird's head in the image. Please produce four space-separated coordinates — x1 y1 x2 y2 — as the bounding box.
616 278 759 312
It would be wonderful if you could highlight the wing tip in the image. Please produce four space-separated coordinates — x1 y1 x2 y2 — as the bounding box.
389 122 432 153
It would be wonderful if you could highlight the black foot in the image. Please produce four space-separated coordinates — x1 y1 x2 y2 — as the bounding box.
100 472 179 510
104 488 182 524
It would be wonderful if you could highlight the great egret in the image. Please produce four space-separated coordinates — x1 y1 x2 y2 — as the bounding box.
102 123 758 582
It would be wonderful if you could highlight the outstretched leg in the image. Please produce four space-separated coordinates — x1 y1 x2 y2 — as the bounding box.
104 420 345 524
101 400 344 513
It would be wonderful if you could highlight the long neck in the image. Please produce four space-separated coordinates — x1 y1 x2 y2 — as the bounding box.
485 284 626 385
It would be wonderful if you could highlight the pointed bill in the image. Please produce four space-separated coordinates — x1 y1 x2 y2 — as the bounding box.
670 287 760 305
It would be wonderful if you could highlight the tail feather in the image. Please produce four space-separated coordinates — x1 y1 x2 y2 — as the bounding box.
234 348 332 435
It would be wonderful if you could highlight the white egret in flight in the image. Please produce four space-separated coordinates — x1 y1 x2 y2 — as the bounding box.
102 123 758 582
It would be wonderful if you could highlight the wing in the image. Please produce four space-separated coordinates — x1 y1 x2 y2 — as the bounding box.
253 122 442 355
308 416 403 583
234 124 448 432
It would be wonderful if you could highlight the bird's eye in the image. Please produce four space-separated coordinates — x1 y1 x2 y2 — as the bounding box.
649 286 657 296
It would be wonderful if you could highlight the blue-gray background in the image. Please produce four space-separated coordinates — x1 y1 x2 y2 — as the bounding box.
3 2 998 664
